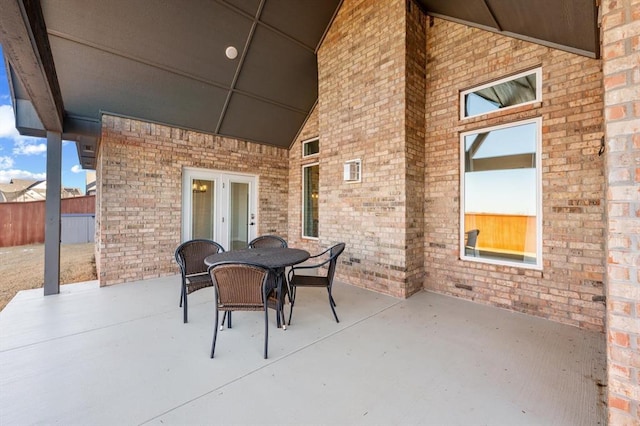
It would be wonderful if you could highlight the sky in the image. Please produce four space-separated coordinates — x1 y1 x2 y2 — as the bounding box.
463 103 538 217
0 45 87 193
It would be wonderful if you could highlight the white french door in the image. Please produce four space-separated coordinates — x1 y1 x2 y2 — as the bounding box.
182 168 257 251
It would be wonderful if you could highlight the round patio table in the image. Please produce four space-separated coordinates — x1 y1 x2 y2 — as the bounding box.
204 247 309 270
204 247 310 329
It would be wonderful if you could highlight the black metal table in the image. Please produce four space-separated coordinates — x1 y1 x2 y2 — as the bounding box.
204 247 310 329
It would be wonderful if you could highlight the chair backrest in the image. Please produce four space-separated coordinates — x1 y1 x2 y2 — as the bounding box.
208 262 269 308
249 235 287 248
465 229 480 249
326 243 346 284
175 239 225 276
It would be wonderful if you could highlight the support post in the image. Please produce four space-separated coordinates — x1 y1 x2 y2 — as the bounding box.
44 131 62 295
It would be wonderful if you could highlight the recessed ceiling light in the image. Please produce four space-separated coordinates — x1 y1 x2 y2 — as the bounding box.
225 46 238 60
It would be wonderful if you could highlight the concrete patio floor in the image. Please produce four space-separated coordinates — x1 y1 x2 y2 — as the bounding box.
0 275 606 425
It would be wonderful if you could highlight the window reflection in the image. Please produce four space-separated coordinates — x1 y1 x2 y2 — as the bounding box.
303 138 319 157
462 69 540 118
191 179 214 239
462 120 540 266
303 164 319 238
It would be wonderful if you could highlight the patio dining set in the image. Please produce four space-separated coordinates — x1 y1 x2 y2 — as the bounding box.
174 236 346 359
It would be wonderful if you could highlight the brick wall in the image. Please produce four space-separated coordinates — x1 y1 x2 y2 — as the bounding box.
308 0 420 297
404 0 427 296
424 18 606 330
601 0 640 422
96 115 289 285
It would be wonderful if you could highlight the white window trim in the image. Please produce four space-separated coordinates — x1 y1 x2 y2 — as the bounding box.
460 68 542 120
459 117 543 270
302 137 320 158
302 162 319 240
343 159 361 183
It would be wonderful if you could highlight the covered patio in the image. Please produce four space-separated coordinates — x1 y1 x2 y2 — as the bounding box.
1 277 605 424
0 0 638 423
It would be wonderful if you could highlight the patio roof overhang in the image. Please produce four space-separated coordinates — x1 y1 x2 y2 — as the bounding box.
0 0 599 170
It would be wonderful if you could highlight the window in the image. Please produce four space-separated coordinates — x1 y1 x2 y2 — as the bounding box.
343 159 361 182
302 137 319 157
302 163 319 238
460 117 541 268
461 68 541 119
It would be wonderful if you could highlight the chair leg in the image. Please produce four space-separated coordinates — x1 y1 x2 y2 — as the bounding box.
211 308 219 358
327 289 339 323
274 271 286 330
287 286 296 325
263 307 269 359
183 286 188 324
280 305 287 330
219 312 228 331
281 279 289 330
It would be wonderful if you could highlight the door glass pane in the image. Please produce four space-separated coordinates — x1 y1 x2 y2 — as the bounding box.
191 179 214 239
229 182 249 250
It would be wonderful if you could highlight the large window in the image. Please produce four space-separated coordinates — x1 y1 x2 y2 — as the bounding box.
302 163 319 238
461 68 541 119
460 118 542 268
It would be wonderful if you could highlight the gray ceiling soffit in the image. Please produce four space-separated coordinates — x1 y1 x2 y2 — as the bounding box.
417 0 600 58
2 0 599 171
36 0 343 156
220 92 308 145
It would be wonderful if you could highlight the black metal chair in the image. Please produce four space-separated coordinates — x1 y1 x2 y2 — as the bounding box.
287 243 345 325
174 239 225 323
248 235 288 248
208 261 272 359
465 229 480 256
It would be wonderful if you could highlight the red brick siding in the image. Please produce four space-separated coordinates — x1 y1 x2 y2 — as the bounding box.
96 115 288 285
601 0 640 423
404 0 427 296
424 18 606 330
312 0 417 297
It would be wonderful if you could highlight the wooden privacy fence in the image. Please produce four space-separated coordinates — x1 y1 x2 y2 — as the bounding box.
0 195 95 247
465 213 537 257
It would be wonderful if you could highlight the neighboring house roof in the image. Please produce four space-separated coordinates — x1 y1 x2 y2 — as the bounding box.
0 178 42 192
0 179 82 202
62 188 83 198
0 179 45 202
85 171 96 195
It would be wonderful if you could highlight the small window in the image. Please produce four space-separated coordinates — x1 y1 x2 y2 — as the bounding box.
302 137 319 157
460 118 542 268
343 159 361 183
461 68 541 119
302 163 319 238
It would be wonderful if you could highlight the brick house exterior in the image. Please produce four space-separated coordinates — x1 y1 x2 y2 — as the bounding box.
96 116 289 285
424 20 606 330
95 0 638 422
601 0 639 422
